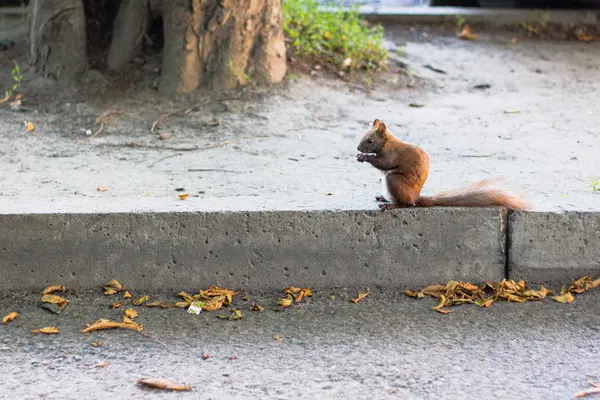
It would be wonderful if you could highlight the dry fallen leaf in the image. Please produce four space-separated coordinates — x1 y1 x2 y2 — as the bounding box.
133 295 150 306
125 308 138 319
351 292 369 303
277 295 293 309
123 291 132 299
251 303 265 312
103 279 124 295
137 378 192 391
218 309 243 321
0 93 10 104
123 316 135 324
91 341 103 347
202 299 224 312
404 290 424 299
111 302 123 309
41 294 69 309
2 312 18 324
274 333 284 342
93 361 109 369
510 37 518 44
177 193 189 200
504 110 520 114
97 186 108 192
457 25 479 40
552 292 574 304
576 30 599 42
32 326 60 334
42 284 65 295
81 318 142 333
202 353 210 360
24 121 34 132
144 301 163 307
575 380 600 398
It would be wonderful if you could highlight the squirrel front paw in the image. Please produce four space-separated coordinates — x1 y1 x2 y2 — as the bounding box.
356 153 366 162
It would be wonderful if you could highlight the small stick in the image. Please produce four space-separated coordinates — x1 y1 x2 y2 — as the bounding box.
188 168 236 173
96 110 124 125
89 123 104 139
575 387 600 398
151 112 170 133
149 153 183 167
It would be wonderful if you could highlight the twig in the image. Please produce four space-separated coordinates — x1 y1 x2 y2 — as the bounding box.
96 110 124 125
575 387 600 398
458 154 496 158
188 168 237 173
151 112 170 133
89 123 104 139
149 153 183 167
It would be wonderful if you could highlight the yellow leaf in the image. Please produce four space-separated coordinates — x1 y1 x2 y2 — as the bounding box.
251 303 265 312
217 309 243 320
103 279 123 295
505 294 526 303
178 193 189 200
432 294 449 310
284 287 302 295
125 308 138 319
552 292 574 304
274 333 284 342
435 308 453 314
202 300 223 312
136 378 192 391
32 326 60 334
42 284 65 295
277 295 294 309
25 121 34 132
457 25 479 40
144 301 163 307
133 295 150 306
295 287 312 303
175 301 191 308
123 316 135 324
478 297 494 308
350 292 369 304
41 294 69 308
81 318 142 333
111 301 123 309
0 93 10 104
177 291 194 302
91 341 103 347
123 291 132 299
422 284 446 297
403 290 424 299
2 312 18 324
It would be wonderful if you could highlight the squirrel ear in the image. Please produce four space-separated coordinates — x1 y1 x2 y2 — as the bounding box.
377 122 387 137
372 119 381 128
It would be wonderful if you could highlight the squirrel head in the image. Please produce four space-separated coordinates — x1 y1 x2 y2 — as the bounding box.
357 119 388 155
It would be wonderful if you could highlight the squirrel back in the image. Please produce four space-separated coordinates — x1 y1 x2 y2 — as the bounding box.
357 119 529 211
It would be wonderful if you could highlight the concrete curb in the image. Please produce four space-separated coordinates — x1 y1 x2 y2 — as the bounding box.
0 208 506 292
508 211 600 285
360 6 600 27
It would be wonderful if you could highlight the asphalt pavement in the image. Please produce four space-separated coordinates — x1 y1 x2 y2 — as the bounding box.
1 289 599 399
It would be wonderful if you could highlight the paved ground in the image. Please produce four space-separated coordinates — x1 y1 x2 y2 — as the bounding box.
1 289 599 399
1 26 599 214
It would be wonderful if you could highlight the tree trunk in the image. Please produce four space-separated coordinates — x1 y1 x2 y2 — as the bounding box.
107 0 287 96
29 0 87 80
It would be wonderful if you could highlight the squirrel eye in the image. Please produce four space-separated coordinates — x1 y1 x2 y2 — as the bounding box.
367 139 373 144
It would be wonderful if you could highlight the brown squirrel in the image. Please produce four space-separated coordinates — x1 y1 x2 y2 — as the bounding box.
356 119 528 211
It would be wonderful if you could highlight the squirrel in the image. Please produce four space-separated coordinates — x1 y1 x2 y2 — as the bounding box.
356 119 529 212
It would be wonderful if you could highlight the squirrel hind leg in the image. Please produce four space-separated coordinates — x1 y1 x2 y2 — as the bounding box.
375 195 389 203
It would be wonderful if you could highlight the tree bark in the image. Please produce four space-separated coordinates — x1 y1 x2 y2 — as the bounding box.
28 0 87 80
107 0 287 96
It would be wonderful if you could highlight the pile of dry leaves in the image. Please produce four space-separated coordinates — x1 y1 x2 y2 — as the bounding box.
405 276 600 314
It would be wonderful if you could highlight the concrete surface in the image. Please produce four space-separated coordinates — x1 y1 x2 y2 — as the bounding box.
1 290 600 399
509 211 600 285
0 208 505 292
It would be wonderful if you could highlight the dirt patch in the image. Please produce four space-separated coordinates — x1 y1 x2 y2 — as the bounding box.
0 26 599 213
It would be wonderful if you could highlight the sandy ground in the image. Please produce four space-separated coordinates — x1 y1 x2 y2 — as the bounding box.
0 26 599 214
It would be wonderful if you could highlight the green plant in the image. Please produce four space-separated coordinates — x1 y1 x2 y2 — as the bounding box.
4 60 23 99
456 14 466 30
591 176 599 193
282 0 387 72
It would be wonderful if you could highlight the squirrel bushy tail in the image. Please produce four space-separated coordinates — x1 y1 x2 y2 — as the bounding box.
416 179 529 211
